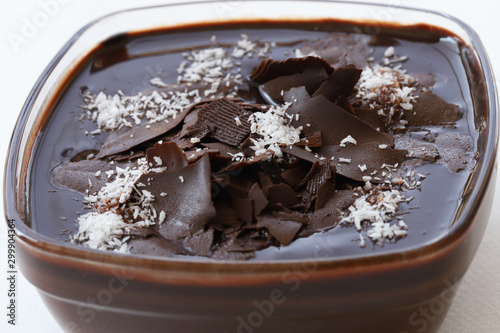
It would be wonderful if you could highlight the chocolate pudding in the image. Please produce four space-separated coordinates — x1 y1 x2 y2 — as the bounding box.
31 20 477 260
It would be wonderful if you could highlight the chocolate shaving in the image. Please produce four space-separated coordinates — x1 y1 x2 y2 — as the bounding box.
234 198 254 223
297 33 368 69
108 150 146 162
317 143 407 182
179 100 218 137
281 160 313 187
266 183 299 207
271 210 310 224
295 131 323 148
306 162 334 195
54 159 133 194
288 95 394 146
97 103 190 159
212 201 241 227
146 141 187 169
309 189 356 232
184 148 220 164
136 153 216 240
405 92 462 126
435 133 473 172
223 151 274 172
354 108 388 132
259 66 329 104
184 98 252 146
184 229 214 256
312 65 363 113
315 180 335 210
394 136 439 161
297 162 320 188
282 145 320 164
214 180 249 201
256 214 303 246
248 183 269 216
202 142 242 159
283 86 312 105
249 56 334 84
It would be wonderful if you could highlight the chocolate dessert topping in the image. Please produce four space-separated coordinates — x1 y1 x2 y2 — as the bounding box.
249 56 334 84
136 152 216 240
42 24 475 260
182 98 252 146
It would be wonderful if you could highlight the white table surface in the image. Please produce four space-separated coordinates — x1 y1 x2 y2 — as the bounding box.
1 1 499 332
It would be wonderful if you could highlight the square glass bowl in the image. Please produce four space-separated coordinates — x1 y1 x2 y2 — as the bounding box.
4 1 498 332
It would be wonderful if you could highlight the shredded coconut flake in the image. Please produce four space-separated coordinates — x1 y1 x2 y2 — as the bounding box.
248 102 302 157
384 46 395 58
234 116 242 126
153 156 163 166
340 135 357 147
356 63 417 126
82 89 194 131
149 77 168 87
73 211 127 250
159 210 166 224
342 188 407 246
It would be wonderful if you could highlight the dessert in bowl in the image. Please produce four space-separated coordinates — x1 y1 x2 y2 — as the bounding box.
4 1 497 332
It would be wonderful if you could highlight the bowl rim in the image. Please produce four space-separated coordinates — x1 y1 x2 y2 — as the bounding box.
4 0 498 274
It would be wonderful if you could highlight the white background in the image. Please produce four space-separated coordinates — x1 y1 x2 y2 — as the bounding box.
0 1 499 332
